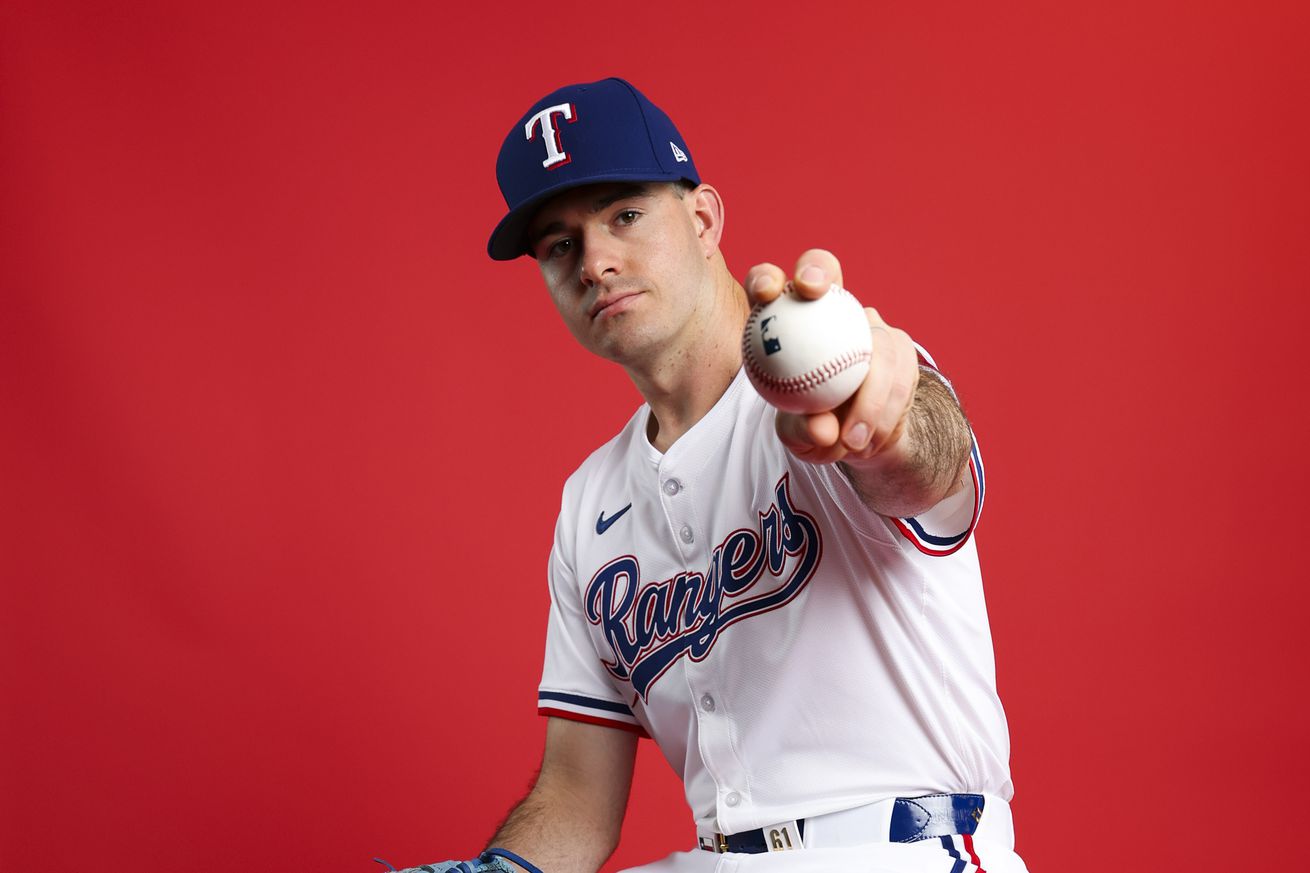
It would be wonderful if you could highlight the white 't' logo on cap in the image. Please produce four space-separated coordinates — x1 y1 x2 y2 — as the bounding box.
525 102 576 170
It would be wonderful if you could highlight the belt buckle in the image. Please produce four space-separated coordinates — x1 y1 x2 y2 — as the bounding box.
697 834 729 853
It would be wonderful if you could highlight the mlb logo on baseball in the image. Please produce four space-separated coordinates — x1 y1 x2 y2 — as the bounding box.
761 316 782 355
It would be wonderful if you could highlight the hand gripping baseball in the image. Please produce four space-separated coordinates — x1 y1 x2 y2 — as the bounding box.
743 250 920 465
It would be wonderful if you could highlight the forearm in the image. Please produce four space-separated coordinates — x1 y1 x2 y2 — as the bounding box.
486 720 635 873
488 775 622 873
839 368 972 518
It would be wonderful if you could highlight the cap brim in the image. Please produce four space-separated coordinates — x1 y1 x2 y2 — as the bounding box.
486 171 694 261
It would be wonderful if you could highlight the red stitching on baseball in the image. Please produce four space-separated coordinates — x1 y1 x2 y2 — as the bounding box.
744 347 872 394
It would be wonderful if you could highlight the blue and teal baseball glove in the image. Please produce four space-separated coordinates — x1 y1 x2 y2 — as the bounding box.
374 848 542 873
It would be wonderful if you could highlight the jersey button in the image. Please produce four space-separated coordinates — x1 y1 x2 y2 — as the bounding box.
724 792 741 808
699 694 715 712
679 524 694 544
662 478 682 496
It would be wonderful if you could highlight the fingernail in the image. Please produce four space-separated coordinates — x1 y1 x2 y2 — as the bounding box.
845 422 870 450
799 265 825 285
748 273 769 296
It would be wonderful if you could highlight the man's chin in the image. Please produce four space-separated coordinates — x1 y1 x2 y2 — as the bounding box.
591 329 657 368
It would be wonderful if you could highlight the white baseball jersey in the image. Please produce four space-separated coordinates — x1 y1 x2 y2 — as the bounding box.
537 357 1012 838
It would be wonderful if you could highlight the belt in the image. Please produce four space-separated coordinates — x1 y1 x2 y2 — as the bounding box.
697 793 986 854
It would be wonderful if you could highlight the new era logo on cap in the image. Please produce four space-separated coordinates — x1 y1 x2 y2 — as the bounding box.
488 77 700 261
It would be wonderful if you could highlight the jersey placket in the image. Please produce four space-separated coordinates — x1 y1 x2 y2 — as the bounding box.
656 450 754 834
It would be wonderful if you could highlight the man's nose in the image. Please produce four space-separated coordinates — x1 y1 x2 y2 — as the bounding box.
579 228 621 287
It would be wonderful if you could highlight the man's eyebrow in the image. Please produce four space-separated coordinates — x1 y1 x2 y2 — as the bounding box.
528 220 565 251
527 185 655 251
593 184 653 210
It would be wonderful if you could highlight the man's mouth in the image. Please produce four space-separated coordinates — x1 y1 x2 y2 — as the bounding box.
589 289 643 320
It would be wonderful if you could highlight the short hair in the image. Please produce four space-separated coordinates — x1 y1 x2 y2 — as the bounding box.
670 179 697 198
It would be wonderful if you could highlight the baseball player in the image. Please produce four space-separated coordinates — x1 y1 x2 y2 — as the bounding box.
383 78 1028 873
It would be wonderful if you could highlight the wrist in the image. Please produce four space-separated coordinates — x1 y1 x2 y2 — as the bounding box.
482 848 544 873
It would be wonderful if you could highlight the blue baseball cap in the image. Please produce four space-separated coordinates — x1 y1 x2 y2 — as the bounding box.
488 77 701 260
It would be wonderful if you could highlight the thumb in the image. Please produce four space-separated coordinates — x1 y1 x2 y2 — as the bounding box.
775 410 841 457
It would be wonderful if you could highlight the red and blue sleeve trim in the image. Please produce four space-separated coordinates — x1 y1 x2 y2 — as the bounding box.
537 690 649 737
892 436 984 556
539 691 633 714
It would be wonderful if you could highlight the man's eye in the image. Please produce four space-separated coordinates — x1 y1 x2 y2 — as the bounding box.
546 238 573 259
616 210 641 225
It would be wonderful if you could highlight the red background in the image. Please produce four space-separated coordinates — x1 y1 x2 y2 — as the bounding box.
3 2 1307 871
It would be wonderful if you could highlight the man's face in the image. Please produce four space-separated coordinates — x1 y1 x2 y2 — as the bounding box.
526 182 712 366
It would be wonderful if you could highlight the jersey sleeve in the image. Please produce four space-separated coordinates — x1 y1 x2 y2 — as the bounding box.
537 509 648 736
888 344 986 557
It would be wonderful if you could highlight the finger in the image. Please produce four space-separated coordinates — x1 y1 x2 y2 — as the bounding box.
744 263 787 306
839 326 894 452
804 410 842 449
776 410 842 449
838 307 895 451
791 249 844 300
839 309 916 454
865 326 918 455
776 410 845 463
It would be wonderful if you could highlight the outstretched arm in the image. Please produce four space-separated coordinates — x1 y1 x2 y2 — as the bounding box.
489 718 638 873
834 366 972 518
744 249 972 519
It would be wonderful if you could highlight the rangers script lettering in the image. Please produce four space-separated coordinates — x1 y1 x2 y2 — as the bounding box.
584 475 822 700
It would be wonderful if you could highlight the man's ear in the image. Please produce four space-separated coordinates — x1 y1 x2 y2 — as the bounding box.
688 184 725 257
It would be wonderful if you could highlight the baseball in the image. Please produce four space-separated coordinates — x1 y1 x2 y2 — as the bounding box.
742 284 873 414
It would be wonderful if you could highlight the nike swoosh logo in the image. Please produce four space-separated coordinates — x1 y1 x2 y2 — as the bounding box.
596 503 633 535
